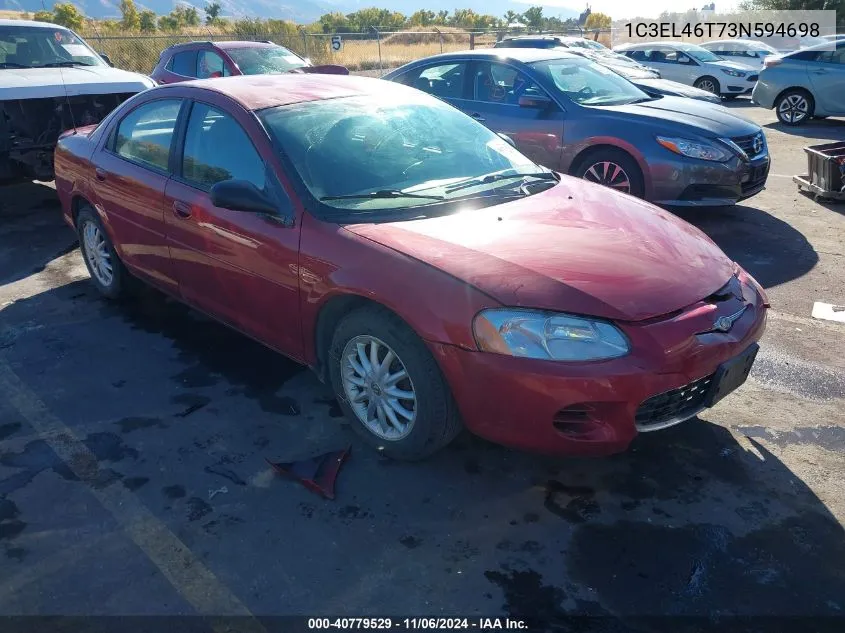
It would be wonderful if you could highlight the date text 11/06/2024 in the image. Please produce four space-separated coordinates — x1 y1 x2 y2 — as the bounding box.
307 618 528 630
624 21 820 39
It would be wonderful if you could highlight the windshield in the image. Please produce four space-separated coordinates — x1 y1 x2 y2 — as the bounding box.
0 25 103 68
676 44 721 62
259 92 554 215
226 45 307 75
570 39 606 50
530 57 649 106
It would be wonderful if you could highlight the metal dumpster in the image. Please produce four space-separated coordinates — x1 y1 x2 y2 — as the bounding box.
793 140 845 202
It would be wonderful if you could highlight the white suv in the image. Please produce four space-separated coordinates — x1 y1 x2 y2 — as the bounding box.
614 41 759 98
1 19 155 181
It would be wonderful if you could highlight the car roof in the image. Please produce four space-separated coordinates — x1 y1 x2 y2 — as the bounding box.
0 19 69 28
703 39 767 46
616 41 696 49
162 40 282 52
153 73 403 111
405 48 580 63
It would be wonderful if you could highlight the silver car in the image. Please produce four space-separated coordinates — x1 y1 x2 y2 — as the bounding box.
752 40 845 125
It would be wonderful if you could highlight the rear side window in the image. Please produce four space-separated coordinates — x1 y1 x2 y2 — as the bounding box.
414 62 467 99
181 103 266 190
113 99 182 171
197 50 228 78
171 50 197 76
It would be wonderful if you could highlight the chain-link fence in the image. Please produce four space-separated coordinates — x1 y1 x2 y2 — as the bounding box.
80 28 613 76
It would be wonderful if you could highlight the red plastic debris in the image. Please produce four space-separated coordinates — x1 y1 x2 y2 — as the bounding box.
266 447 351 500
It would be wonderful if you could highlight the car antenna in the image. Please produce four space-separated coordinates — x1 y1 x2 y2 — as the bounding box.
57 59 79 136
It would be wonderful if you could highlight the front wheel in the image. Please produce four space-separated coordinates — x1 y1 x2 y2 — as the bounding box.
572 149 644 198
694 76 721 96
775 90 814 126
328 306 462 460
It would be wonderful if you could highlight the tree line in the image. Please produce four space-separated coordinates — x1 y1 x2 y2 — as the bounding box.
26 1 612 34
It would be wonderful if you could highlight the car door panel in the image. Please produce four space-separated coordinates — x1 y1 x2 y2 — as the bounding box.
92 98 183 295
464 61 566 171
808 46 845 114
163 100 303 359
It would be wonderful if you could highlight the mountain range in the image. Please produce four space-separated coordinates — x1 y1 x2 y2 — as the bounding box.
1 0 579 23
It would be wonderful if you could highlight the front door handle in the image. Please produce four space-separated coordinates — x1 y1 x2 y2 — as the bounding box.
811 69 827 74
94 168 108 181
172 201 192 218
470 112 486 122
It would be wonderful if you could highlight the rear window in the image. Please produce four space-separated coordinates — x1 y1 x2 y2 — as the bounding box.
170 50 197 77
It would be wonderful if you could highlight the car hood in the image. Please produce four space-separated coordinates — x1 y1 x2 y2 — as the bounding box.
634 78 721 102
608 64 659 79
600 96 758 136
0 66 154 99
344 178 734 322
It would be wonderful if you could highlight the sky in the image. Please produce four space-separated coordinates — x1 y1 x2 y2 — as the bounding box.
511 0 742 20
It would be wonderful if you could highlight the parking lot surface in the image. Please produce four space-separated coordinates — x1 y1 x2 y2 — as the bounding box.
1 102 844 627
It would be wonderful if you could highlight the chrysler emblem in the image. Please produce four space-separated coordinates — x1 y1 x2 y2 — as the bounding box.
713 306 747 333
752 134 763 155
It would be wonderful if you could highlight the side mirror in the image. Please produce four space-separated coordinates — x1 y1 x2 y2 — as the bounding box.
497 132 516 147
210 179 279 215
518 93 552 109
678 55 691 64
99 52 114 67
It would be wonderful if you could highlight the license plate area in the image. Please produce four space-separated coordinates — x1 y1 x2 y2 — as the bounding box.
705 343 759 407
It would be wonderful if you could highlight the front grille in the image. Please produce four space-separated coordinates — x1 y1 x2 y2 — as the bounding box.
635 374 715 430
732 132 766 158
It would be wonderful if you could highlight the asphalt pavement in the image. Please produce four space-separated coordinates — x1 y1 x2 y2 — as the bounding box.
0 101 844 630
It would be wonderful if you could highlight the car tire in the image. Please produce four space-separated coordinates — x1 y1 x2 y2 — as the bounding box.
76 206 131 300
572 148 645 198
328 305 462 460
774 89 814 126
694 76 721 95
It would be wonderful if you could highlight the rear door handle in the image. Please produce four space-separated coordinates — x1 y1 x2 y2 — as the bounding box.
94 168 107 181
470 112 486 122
172 201 192 218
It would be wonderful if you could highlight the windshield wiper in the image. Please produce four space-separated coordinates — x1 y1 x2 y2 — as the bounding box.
320 189 444 202
0 62 31 68
445 171 558 194
37 61 94 68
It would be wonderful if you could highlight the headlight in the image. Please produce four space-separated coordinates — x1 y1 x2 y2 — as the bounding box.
721 68 747 77
656 136 732 162
473 309 630 361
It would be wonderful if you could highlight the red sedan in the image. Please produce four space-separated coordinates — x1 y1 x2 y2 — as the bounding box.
54 75 768 460
150 40 348 85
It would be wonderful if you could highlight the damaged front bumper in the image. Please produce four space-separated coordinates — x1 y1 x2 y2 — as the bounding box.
1 92 134 181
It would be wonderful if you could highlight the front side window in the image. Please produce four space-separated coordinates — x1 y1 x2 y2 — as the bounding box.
114 99 182 171
532 58 649 106
197 51 228 78
259 92 555 216
413 62 467 99
0 25 102 68
181 103 265 190
817 45 845 65
226 46 307 75
471 62 546 105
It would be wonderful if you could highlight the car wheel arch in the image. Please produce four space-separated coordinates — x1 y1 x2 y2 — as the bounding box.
313 293 415 383
773 86 815 112
569 143 650 197
71 195 125 262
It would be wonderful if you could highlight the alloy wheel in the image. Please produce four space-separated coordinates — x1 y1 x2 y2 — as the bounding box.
583 161 632 193
697 79 718 94
82 221 114 287
778 94 809 124
341 335 417 441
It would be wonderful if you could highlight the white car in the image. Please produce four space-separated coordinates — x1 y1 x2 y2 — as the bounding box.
1 19 155 181
614 41 759 98
700 39 779 70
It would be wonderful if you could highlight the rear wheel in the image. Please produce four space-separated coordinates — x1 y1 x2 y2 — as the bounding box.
572 148 644 198
76 206 131 300
328 306 462 460
694 76 721 95
775 89 814 126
